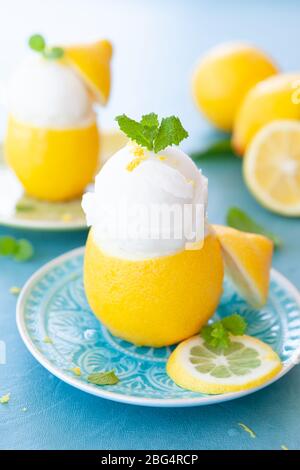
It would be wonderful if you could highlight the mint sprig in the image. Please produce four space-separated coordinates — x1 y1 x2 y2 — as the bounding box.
0 236 34 262
226 207 282 249
201 314 247 350
28 34 64 60
115 113 188 153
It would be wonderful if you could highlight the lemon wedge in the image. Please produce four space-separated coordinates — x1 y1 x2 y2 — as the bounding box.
65 40 112 105
243 120 300 216
213 225 273 308
167 334 282 394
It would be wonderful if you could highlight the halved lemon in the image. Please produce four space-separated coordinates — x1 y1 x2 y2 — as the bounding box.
167 334 282 394
243 120 300 216
65 40 112 105
213 225 273 308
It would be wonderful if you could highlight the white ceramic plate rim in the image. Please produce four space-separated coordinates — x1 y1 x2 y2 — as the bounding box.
16 247 300 407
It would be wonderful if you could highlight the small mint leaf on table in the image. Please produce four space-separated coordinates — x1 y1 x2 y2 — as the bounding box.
226 207 282 249
0 236 18 256
13 239 34 262
28 34 46 52
87 370 119 386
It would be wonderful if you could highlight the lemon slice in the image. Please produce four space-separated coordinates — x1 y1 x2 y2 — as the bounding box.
167 335 282 394
243 120 300 216
212 225 273 308
65 40 112 105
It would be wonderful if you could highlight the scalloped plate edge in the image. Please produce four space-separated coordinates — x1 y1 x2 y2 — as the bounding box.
16 247 300 407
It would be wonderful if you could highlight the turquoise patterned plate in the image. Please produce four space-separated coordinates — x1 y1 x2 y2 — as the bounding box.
17 247 300 407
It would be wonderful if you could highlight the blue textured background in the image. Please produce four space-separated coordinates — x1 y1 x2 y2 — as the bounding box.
0 0 300 450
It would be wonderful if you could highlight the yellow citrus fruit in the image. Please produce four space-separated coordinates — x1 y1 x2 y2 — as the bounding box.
167 334 282 394
84 229 224 347
233 73 300 155
65 40 112 105
192 42 278 131
99 128 128 167
243 120 300 216
5 115 99 202
213 225 273 308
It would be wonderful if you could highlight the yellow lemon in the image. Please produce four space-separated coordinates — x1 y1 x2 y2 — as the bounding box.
65 40 112 105
84 229 224 347
213 225 273 308
167 334 282 394
192 42 278 131
5 115 99 202
243 120 300 216
233 73 300 155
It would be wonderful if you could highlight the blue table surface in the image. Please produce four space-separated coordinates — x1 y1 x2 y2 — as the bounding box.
1 0 300 451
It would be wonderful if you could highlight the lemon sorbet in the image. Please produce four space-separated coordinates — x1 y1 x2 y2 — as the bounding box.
4 36 112 201
82 115 224 347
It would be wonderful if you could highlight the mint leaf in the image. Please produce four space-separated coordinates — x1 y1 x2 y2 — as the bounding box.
14 239 34 262
222 314 247 336
87 370 119 386
153 116 188 153
141 113 159 128
201 314 247 349
28 34 45 52
191 137 234 161
28 34 64 61
226 207 282 249
0 236 18 256
115 114 153 150
43 47 64 60
115 114 188 152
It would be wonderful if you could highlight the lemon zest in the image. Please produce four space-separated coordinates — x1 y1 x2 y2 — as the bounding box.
126 156 146 172
133 146 145 157
238 422 256 438
0 393 10 404
70 367 82 376
43 336 53 344
158 155 167 161
61 213 73 222
9 286 21 295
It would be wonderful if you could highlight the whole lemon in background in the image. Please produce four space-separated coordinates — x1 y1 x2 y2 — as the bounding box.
192 42 278 131
233 73 300 155
84 229 224 348
5 116 99 202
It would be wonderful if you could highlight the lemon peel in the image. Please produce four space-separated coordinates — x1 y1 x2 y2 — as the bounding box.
238 422 256 438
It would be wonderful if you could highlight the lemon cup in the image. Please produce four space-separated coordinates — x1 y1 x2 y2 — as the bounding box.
84 229 224 347
5 116 99 202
